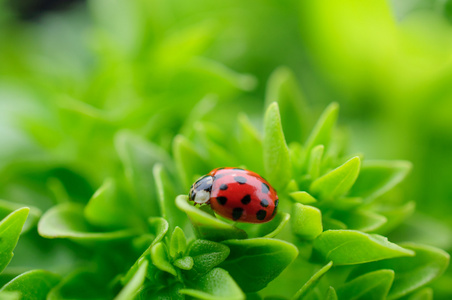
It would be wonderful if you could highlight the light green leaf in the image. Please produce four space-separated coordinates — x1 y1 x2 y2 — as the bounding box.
235 212 290 239
326 286 338 300
349 243 450 299
84 178 141 229
153 164 187 231
221 238 298 292
0 208 29 273
263 102 292 191
349 160 412 202
337 269 394 300
374 201 415 235
170 226 187 259
175 195 247 241
115 260 148 300
308 144 325 181
115 130 174 216
289 191 318 205
236 113 264 174
174 256 194 270
188 239 230 275
0 270 60 300
0 200 40 234
305 103 339 152
333 209 387 232
0 291 19 300
181 268 245 300
292 261 333 300
265 66 309 144
405 287 433 300
173 135 210 188
38 203 138 241
150 242 177 276
313 230 414 265
291 203 323 240
310 156 361 200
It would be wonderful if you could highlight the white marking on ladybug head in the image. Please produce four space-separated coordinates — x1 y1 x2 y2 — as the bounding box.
194 190 211 204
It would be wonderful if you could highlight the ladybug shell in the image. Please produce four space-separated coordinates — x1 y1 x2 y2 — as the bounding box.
208 168 278 223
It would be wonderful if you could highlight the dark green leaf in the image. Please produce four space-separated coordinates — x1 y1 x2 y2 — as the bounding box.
310 156 360 200
326 286 338 300
263 102 292 191
337 269 394 300
265 66 309 144
293 261 333 300
38 203 138 241
0 208 29 273
176 195 247 241
291 203 323 240
188 239 230 275
181 267 245 300
349 243 450 299
349 160 411 202
0 270 60 300
313 230 414 265
221 238 298 292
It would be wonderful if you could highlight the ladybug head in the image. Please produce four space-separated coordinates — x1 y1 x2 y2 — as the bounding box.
189 175 213 205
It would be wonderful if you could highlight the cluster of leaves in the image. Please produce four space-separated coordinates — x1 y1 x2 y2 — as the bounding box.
0 65 450 299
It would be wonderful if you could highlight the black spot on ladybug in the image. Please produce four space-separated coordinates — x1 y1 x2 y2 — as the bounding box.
241 194 251 205
275 199 279 207
256 210 267 220
272 199 279 216
234 176 247 184
232 207 244 220
262 182 270 194
217 196 227 205
260 199 269 207
272 206 277 216
219 184 228 190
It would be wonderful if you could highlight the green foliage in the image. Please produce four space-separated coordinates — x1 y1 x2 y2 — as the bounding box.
0 2 450 298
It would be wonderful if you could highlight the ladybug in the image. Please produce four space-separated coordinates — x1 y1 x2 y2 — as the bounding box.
188 167 279 223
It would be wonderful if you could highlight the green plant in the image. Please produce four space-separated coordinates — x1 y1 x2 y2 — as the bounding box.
0 65 449 299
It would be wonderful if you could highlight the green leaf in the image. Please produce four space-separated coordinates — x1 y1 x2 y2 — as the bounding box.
404 287 433 300
305 103 339 152
175 195 247 241
0 270 60 300
308 144 324 181
333 209 387 232
313 230 414 265
84 178 141 229
0 208 29 273
173 135 210 188
170 226 187 259
291 203 323 240
349 243 450 299
326 286 338 300
115 260 148 300
374 202 415 235
181 268 245 300
310 156 361 200
174 256 194 270
293 261 333 300
38 203 138 241
221 238 298 292
188 239 230 275
153 164 187 231
263 102 292 191
0 291 19 300
265 66 309 144
150 242 177 276
115 130 174 216
47 269 112 300
289 191 317 205
349 160 412 202
140 282 185 299
337 269 394 300
235 212 290 239
0 200 40 234
236 113 264 174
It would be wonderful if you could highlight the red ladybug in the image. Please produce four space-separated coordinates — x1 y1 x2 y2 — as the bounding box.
188 168 279 223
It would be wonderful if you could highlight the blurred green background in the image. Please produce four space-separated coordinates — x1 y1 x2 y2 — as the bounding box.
1 0 452 297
